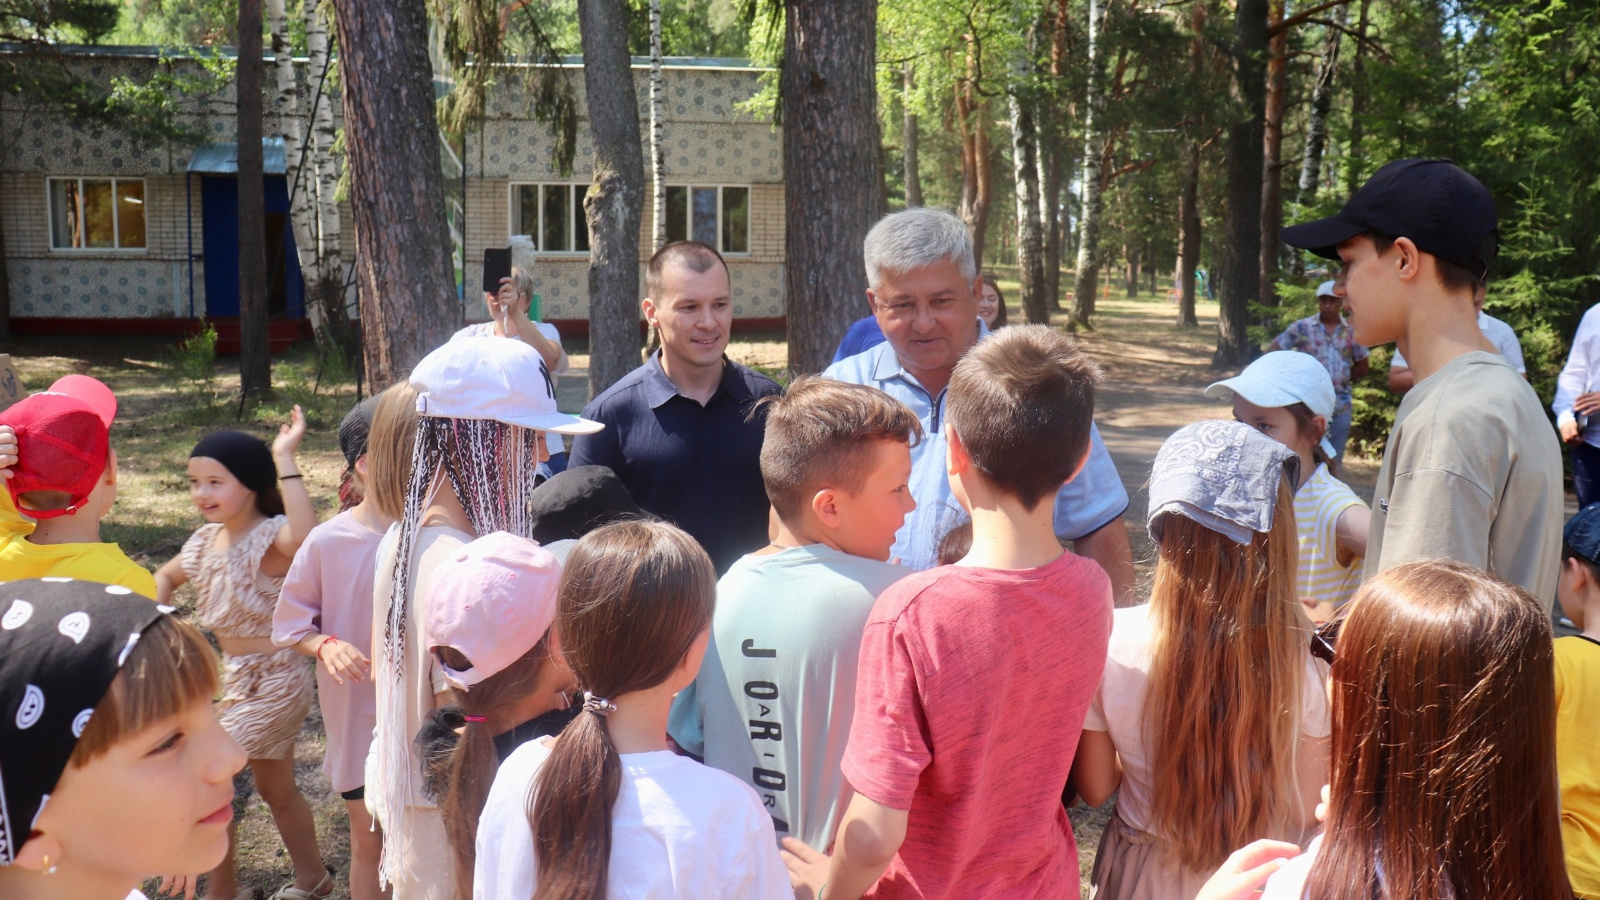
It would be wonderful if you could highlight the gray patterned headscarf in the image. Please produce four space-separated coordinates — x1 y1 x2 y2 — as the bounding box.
1148 419 1300 545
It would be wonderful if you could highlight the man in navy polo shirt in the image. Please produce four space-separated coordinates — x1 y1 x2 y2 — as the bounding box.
824 207 1137 601
569 241 782 573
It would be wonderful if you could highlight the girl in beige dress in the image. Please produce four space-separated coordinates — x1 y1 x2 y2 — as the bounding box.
155 407 326 900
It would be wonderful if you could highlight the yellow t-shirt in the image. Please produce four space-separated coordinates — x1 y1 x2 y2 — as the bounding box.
0 489 36 537
0 532 157 598
1556 635 1600 900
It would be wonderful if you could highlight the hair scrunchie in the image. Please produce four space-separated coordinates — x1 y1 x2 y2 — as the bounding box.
582 692 617 717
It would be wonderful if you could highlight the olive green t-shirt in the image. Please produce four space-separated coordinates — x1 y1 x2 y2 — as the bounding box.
1365 351 1563 609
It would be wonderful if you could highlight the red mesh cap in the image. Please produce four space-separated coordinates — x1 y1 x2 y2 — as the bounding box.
0 393 110 519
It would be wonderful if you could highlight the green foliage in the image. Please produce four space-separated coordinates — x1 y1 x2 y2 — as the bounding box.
164 322 220 403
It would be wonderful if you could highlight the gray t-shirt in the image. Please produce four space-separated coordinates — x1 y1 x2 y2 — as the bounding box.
668 544 907 850
1366 351 1562 608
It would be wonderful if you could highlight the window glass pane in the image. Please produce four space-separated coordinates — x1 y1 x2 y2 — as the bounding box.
666 186 688 243
517 185 539 243
115 180 146 248
81 180 115 248
721 187 749 254
692 187 718 246
50 180 81 248
542 184 570 251
572 185 589 252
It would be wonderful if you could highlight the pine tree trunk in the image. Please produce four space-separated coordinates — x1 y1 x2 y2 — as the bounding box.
783 0 880 375
1041 137 1063 311
1214 0 1268 367
578 0 646 395
649 0 667 251
334 0 461 390
903 64 922 207
1125 242 1141 297
268 0 322 336
955 44 994 271
1010 29 1046 325
1344 0 1371 196
1297 6 1344 206
1258 0 1287 309
238 0 272 395
1178 136 1202 327
1070 0 1107 330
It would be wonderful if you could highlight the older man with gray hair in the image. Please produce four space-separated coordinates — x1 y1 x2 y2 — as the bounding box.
823 207 1135 600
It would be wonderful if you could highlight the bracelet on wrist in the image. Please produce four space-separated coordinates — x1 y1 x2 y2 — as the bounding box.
279 473 302 481
316 635 339 660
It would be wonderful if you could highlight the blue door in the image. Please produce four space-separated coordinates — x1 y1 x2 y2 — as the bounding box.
201 175 304 319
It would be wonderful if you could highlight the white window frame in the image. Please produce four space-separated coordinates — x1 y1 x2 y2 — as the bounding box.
46 176 148 252
665 183 751 256
507 182 589 256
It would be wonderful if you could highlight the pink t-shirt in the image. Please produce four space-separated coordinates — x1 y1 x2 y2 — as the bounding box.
272 509 386 793
840 551 1113 899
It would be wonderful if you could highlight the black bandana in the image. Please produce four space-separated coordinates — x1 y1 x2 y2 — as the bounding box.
0 578 166 864
190 430 276 494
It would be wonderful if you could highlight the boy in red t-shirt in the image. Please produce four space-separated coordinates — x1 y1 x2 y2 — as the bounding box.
783 324 1115 899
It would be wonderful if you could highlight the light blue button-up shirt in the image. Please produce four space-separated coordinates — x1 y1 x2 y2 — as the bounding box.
823 335 1129 571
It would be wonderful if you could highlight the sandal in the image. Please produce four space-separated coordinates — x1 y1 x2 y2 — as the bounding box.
268 873 333 900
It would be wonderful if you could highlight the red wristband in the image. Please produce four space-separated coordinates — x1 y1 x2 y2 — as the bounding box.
316 635 340 660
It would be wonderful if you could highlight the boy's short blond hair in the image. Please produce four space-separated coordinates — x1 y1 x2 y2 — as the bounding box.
947 324 1100 510
758 377 922 523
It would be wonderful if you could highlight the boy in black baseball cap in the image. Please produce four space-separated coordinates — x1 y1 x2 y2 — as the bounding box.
1282 158 1562 608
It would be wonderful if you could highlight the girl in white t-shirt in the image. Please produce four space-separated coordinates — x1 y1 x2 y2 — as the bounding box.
1206 350 1371 622
1249 561 1568 900
0 580 248 900
474 520 792 900
1072 420 1330 900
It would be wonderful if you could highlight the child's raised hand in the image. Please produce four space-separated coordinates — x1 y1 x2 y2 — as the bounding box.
319 638 371 685
0 424 16 479
152 872 200 900
273 404 307 459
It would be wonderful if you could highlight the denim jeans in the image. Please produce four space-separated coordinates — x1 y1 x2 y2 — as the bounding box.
1328 407 1353 469
1574 441 1600 508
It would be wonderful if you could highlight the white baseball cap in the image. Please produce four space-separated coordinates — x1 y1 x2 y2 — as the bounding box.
1316 279 1338 298
411 336 602 435
1205 351 1338 458
425 531 562 690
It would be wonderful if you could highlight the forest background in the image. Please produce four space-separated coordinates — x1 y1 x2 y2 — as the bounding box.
7 0 1600 453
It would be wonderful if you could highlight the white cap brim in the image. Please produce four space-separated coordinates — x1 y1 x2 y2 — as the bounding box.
1204 378 1307 412
416 401 604 436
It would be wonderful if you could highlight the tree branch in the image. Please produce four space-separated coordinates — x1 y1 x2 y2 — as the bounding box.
1270 0 1352 36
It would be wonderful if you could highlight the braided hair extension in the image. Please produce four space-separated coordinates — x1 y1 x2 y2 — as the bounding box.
372 415 540 889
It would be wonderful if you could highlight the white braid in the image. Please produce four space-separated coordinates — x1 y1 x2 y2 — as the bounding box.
373 417 541 889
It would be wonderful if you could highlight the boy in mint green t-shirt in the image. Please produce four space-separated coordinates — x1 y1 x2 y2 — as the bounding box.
668 377 920 851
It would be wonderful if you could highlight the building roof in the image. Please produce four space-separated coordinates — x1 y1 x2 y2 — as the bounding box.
187 138 287 175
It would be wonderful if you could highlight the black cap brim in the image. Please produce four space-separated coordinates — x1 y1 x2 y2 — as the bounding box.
1281 216 1368 261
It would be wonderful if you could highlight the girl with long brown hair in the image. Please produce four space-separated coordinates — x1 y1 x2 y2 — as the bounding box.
1254 560 1570 900
1072 420 1330 900
473 520 792 899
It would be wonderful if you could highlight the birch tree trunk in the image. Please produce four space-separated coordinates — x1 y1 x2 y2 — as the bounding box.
1297 5 1345 205
649 0 667 250
306 0 344 324
783 0 881 374
1069 0 1107 330
1040 136 1063 311
1258 0 1288 308
238 0 271 394
267 0 322 336
334 0 461 390
1214 0 1268 366
903 64 922 207
1009 30 1047 324
578 0 645 395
